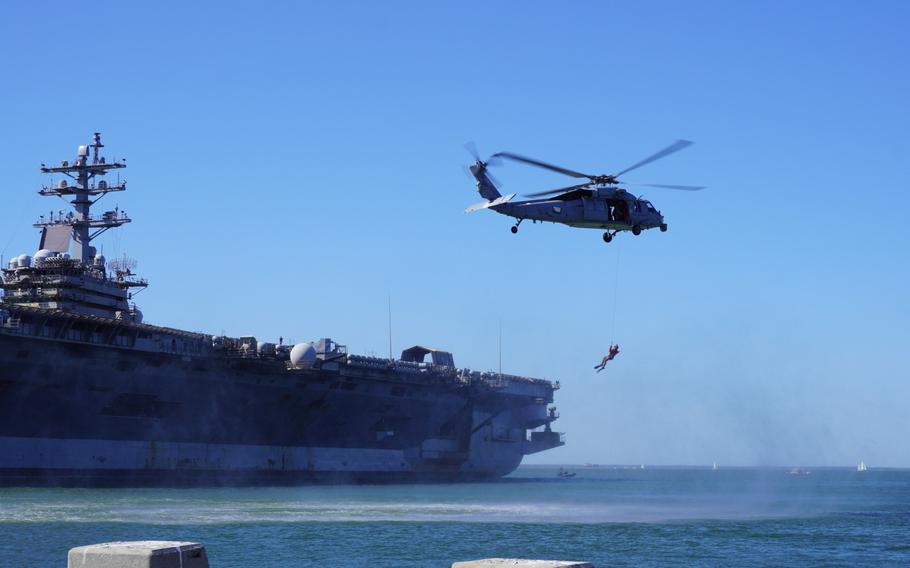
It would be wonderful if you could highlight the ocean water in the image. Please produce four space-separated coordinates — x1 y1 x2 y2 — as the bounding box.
1 466 908 567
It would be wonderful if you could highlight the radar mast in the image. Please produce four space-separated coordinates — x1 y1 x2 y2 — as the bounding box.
36 132 130 263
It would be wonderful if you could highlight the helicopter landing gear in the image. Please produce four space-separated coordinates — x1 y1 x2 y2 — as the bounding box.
511 219 523 234
632 225 642 236
660 223 668 232
602 231 613 243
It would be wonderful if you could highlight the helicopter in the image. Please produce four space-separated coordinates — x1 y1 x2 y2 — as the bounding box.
464 140 705 243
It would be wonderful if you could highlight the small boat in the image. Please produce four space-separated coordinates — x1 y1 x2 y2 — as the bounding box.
557 467 576 478
857 461 867 472
787 467 811 475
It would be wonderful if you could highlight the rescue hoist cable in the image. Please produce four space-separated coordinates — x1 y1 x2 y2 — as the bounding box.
610 237 622 347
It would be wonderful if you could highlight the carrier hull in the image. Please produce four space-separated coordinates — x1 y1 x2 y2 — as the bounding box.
0 440 515 487
0 326 559 486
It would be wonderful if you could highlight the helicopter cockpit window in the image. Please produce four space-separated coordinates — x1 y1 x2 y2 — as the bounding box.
644 201 657 212
634 202 642 213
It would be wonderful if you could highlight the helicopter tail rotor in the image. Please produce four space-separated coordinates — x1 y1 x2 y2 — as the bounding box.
464 142 502 167
464 141 502 188
464 141 482 163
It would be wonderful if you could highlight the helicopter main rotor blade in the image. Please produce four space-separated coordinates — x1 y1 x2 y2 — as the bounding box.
614 140 694 178
493 152 590 179
524 183 591 198
624 182 706 191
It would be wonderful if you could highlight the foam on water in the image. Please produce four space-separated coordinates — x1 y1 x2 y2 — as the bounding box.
0 467 894 525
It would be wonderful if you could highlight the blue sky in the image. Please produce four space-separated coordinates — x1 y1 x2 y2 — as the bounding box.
1 1 907 466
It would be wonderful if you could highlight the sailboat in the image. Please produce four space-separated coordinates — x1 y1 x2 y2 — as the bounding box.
857 461 867 472
712 462 718 471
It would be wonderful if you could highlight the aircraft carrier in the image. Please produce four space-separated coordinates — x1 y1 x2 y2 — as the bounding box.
0 133 564 486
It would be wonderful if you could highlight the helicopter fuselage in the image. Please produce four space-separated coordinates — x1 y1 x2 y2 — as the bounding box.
492 193 665 232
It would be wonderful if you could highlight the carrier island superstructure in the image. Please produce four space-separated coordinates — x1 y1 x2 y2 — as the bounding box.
0 134 564 485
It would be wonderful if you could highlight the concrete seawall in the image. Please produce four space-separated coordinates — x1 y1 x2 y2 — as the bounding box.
67 541 594 568
68 542 208 568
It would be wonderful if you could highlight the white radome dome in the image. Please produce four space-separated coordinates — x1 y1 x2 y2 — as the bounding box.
290 342 317 367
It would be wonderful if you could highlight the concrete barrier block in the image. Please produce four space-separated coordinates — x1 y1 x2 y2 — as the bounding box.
68 541 208 568
451 560 593 568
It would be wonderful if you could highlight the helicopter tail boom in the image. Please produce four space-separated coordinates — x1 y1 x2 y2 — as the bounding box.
469 161 502 201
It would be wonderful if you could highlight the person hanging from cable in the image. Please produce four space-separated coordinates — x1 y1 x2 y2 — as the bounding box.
595 237 622 374
594 344 620 373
